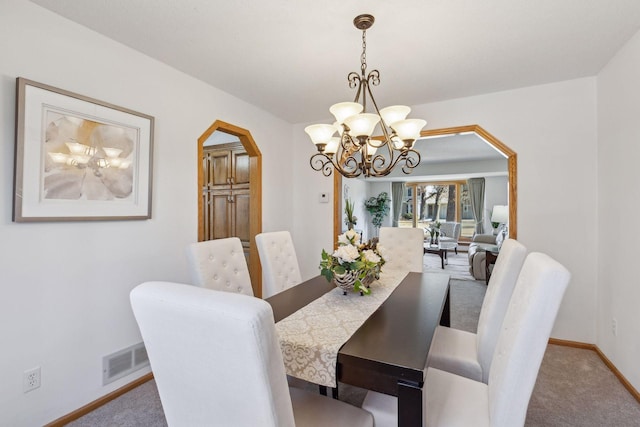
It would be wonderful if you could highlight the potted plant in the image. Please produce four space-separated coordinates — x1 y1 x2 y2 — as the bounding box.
344 198 358 230
319 230 386 295
364 192 391 236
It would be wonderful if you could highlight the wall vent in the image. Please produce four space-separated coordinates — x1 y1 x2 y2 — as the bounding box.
102 342 150 385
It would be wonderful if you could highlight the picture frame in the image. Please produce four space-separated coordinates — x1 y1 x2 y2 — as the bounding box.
13 78 154 222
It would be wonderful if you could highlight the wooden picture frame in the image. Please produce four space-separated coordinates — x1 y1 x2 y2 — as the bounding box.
13 78 154 221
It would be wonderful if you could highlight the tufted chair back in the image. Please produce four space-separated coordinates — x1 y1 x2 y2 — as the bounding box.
255 231 302 298
130 281 295 426
378 227 424 273
488 252 570 426
187 237 254 296
475 238 527 382
130 281 374 427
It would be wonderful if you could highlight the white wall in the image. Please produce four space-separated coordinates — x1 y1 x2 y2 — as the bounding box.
597 27 640 391
294 77 598 344
0 1 293 425
484 175 509 232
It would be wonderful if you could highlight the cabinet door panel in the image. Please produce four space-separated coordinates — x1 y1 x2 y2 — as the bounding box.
233 150 250 188
204 150 232 189
232 191 251 253
211 193 231 239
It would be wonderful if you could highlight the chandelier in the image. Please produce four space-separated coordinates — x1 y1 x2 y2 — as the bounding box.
305 14 426 178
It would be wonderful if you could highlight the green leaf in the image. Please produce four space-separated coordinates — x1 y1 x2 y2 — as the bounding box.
333 265 346 275
321 268 333 282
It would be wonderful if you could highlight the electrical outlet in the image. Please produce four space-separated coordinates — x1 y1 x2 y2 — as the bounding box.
612 318 618 336
23 366 41 393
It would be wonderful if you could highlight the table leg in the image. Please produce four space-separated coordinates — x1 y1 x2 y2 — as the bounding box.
439 287 451 327
439 251 445 269
319 385 327 396
398 380 423 427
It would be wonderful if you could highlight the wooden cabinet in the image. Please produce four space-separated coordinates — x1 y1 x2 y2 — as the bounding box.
202 143 250 254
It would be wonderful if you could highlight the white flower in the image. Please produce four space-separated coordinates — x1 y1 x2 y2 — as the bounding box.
338 229 361 246
333 244 360 262
362 249 381 263
345 229 360 243
337 233 350 245
375 244 390 262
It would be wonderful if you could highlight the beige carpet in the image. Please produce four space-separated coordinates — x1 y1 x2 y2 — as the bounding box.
67 258 640 426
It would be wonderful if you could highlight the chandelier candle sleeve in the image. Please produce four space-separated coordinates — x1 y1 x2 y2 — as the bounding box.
307 14 427 178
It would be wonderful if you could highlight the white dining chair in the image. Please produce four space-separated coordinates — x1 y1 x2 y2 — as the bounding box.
362 252 570 427
427 238 527 383
130 281 374 427
255 231 302 298
378 227 424 273
186 237 254 296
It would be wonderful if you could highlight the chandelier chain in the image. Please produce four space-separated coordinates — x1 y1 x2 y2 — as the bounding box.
361 29 367 74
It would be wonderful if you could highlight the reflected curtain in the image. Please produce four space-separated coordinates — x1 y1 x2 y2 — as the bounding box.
391 182 405 227
467 178 485 234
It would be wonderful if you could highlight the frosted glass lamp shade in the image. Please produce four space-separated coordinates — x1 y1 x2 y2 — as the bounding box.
390 119 427 141
305 124 336 145
325 137 340 155
330 102 363 124
343 113 380 137
379 105 410 126
491 205 509 224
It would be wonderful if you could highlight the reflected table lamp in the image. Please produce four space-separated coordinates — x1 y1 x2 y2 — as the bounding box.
490 205 509 237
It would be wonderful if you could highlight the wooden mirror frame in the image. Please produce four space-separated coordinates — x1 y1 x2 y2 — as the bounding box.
198 120 263 296
333 124 517 246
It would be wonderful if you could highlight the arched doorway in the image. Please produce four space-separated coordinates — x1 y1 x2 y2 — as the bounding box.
198 120 262 296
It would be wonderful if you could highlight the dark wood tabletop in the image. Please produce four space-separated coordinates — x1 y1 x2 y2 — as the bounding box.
266 271 451 427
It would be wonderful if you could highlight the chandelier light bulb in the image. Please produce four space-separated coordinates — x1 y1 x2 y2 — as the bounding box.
379 105 411 127
343 113 380 137
330 102 363 124
325 137 341 155
305 124 336 146
390 119 427 142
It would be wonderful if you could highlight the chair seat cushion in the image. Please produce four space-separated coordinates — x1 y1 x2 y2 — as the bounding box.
290 387 373 427
428 326 483 382
361 390 398 427
425 368 490 427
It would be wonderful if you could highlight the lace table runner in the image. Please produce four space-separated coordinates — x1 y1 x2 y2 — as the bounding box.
275 269 407 388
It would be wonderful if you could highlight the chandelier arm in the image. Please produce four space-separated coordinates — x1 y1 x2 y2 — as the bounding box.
398 149 422 174
311 150 363 178
363 76 394 143
348 72 361 90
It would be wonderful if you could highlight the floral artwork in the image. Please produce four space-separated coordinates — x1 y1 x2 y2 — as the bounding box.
43 111 136 201
13 78 153 221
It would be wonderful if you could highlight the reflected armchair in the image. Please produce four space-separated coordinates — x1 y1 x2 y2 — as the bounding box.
439 222 461 254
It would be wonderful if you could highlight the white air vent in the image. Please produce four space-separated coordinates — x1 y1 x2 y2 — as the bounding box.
102 342 150 385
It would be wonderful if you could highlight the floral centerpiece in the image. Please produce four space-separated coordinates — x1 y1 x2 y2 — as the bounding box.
319 230 386 295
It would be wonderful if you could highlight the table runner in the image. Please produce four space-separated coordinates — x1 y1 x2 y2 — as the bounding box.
275 269 407 388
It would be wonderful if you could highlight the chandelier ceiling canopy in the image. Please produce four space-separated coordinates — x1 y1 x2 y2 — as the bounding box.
306 14 426 178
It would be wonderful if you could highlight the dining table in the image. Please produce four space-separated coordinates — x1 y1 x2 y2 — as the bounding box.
266 269 451 427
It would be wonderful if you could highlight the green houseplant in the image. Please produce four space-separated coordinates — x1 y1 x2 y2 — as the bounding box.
365 192 391 235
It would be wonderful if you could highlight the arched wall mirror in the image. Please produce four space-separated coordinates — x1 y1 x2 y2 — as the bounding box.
333 125 516 246
197 120 263 296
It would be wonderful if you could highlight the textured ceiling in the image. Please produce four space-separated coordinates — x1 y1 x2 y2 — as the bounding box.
29 0 640 124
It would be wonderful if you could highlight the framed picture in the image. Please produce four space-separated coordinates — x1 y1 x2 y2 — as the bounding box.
13 78 154 221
